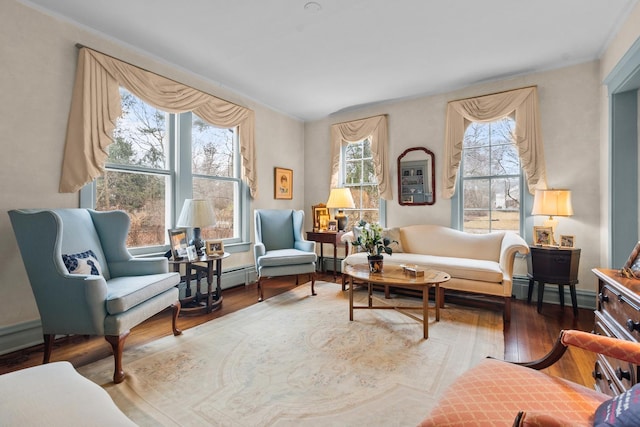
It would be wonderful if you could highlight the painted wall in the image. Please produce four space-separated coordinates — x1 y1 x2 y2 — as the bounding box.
599 1 640 268
0 1 304 345
305 61 602 294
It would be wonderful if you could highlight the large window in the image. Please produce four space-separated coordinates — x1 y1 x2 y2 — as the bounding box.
85 88 247 251
459 117 522 234
343 138 380 225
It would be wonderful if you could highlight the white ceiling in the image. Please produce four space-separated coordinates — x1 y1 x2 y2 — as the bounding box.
19 0 639 121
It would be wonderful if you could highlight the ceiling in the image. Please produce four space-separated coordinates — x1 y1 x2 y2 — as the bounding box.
20 0 639 121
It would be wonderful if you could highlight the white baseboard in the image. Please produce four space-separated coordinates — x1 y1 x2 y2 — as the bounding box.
0 265 258 356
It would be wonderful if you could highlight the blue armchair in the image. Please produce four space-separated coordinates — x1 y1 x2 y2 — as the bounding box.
254 209 317 301
8 209 182 383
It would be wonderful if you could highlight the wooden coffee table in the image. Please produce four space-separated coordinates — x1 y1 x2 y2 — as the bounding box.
344 264 450 339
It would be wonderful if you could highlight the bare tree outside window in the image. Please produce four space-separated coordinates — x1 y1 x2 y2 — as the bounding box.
344 138 379 226
461 118 520 234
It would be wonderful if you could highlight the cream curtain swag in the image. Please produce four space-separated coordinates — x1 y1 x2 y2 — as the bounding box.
442 86 547 199
60 47 257 197
330 115 392 200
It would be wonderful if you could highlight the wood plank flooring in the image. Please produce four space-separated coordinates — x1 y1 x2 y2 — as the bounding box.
0 273 597 387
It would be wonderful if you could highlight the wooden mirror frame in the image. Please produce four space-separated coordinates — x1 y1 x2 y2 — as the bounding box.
397 147 435 206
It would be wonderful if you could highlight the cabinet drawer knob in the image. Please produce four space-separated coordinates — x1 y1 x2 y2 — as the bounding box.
599 293 609 304
626 319 640 333
615 366 631 381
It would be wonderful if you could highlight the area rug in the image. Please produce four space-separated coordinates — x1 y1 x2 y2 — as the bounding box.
78 281 504 426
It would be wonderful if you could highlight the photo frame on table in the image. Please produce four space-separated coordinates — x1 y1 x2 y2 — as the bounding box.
206 239 225 256
533 226 553 246
328 220 338 232
274 167 293 200
559 235 575 248
186 245 198 261
313 205 329 231
168 228 188 260
621 241 640 279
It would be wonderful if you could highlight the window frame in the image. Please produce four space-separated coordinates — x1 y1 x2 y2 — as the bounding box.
451 119 529 236
80 104 250 256
340 138 386 227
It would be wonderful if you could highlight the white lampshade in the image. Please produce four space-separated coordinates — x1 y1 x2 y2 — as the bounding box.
177 199 216 228
326 188 356 209
531 189 574 218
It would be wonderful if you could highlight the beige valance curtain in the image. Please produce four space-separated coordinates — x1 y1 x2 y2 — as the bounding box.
442 86 547 199
330 115 392 200
59 47 257 197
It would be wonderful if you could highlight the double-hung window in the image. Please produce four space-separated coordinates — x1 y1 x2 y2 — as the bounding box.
342 138 383 225
82 88 248 254
457 117 523 234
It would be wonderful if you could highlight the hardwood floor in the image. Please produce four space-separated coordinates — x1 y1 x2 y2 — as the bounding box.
0 273 597 387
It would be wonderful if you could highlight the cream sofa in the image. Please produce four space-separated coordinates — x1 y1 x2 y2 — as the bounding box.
341 225 530 321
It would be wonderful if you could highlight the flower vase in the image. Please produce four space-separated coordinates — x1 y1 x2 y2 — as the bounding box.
367 255 384 273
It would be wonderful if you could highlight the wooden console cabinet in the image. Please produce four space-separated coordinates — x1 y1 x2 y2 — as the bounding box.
592 268 640 396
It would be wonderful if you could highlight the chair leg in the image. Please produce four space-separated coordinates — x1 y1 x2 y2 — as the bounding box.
172 301 182 336
105 331 130 384
42 334 54 364
310 272 317 296
257 277 264 302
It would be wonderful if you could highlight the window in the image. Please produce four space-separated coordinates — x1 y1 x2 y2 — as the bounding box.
84 88 248 252
343 138 381 225
458 117 522 234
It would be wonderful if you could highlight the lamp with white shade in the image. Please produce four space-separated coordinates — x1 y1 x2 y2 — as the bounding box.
326 188 355 231
177 199 216 256
531 189 573 244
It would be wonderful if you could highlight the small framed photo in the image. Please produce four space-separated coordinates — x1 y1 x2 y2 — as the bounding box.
328 220 338 232
274 167 293 200
559 235 575 248
313 205 329 231
186 245 198 261
533 226 553 246
168 228 188 260
622 241 640 278
206 239 225 256
318 214 330 231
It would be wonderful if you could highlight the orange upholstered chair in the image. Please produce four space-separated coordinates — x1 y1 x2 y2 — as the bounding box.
418 330 640 426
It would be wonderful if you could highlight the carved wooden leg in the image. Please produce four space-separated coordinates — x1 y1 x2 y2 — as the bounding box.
42 334 54 364
172 302 182 336
310 272 317 296
105 331 130 384
257 277 264 302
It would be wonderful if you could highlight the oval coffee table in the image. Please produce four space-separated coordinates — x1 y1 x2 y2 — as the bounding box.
344 264 450 339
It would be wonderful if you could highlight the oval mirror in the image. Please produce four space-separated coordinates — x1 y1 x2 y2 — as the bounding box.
398 147 435 206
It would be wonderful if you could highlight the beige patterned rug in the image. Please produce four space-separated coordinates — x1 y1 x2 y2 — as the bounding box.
79 282 503 426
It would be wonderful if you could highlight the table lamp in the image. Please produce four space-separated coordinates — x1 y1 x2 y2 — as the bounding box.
177 199 216 256
531 189 573 244
326 188 355 231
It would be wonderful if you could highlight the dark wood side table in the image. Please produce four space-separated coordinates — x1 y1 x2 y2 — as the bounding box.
169 252 229 315
527 246 581 316
306 231 348 280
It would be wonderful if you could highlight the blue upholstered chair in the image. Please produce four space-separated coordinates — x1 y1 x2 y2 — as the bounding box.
254 209 317 301
8 209 182 383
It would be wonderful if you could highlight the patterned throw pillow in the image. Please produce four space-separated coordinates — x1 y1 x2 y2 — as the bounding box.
593 383 640 426
62 250 102 276
382 227 404 253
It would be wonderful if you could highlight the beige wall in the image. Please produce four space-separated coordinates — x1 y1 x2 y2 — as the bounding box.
305 61 602 293
598 2 640 267
0 1 304 336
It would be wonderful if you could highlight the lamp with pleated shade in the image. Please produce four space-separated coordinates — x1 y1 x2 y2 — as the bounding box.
531 189 573 244
177 199 216 256
326 188 355 231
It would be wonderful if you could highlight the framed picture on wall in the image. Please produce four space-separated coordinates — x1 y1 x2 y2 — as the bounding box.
274 167 293 200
